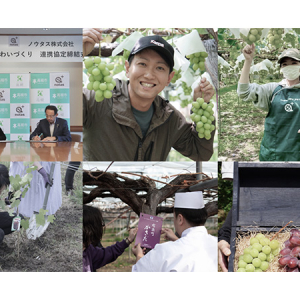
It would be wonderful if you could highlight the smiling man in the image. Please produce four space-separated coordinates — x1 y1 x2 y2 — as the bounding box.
30 105 71 142
83 29 216 161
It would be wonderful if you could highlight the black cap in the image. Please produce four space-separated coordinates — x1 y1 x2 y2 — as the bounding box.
128 35 174 72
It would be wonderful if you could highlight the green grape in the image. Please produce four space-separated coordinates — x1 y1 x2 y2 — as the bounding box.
250 237 259 245
252 243 263 252
255 268 263 272
255 233 265 241
271 248 280 256
239 255 244 261
243 247 252 255
262 245 271 255
238 260 247 268
266 253 275 262
246 264 255 272
240 28 263 45
243 253 253 263
250 248 259 258
267 28 284 49
258 252 267 261
260 238 270 246
252 258 262 268
237 268 246 272
260 261 269 271
269 240 279 250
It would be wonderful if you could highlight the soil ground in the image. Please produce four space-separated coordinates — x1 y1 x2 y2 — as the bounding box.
0 162 82 272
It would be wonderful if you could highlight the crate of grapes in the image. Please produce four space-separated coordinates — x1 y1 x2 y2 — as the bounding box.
228 162 300 272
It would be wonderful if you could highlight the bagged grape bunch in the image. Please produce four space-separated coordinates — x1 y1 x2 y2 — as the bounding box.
240 28 263 45
267 28 284 48
191 97 215 140
84 57 116 102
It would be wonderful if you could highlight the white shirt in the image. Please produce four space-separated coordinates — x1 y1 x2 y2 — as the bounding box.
132 226 217 272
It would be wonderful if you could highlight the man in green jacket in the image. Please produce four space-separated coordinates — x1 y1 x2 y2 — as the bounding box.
83 28 216 161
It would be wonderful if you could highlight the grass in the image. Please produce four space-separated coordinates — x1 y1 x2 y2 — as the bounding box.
218 86 267 161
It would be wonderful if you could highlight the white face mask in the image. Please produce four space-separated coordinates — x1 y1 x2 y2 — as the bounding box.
280 65 300 80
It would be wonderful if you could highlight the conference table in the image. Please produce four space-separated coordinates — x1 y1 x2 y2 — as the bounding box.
0 141 83 161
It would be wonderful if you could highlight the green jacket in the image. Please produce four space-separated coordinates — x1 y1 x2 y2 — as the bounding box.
238 80 300 161
83 79 215 161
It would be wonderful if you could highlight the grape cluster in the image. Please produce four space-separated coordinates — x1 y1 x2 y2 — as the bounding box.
237 233 280 272
181 81 192 95
171 69 182 84
283 33 298 48
84 57 116 102
191 97 215 140
187 52 208 72
278 229 300 272
293 28 300 35
240 28 263 45
267 28 284 48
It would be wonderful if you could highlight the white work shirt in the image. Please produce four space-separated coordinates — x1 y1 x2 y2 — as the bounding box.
132 226 217 272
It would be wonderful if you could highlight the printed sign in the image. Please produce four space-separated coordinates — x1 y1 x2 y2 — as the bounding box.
135 213 163 249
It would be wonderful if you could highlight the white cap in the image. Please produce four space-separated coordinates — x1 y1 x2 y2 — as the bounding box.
174 191 204 209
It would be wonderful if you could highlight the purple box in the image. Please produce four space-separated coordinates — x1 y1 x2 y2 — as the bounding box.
135 213 163 249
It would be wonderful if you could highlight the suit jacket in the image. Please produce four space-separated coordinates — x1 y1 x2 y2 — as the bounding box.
30 118 71 142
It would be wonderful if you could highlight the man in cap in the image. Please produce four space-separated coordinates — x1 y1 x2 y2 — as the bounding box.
131 191 217 272
83 28 215 161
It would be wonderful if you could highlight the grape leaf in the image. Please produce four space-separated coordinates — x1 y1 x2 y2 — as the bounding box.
47 215 56 223
10 199 20 208
35 214 45 226
21 219 29 230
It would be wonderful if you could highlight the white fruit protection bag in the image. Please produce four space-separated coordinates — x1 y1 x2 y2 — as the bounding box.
111 31 144 56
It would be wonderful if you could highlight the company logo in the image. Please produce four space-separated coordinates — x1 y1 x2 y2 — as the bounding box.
17 75 22 82
284 103 293 112
38 90 43 97
150 40 164 48
9 36 19 47
54 75 65 86
15 106 25 116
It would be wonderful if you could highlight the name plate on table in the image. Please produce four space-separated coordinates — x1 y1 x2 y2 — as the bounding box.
135 213 163 249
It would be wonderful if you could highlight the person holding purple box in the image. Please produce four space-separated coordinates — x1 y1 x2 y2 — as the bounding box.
131 191 217 272
82 204 138 272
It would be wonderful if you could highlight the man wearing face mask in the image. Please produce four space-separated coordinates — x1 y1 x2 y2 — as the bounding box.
238 45 300 161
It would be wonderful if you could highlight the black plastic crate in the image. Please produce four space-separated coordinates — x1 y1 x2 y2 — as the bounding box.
228 162 300 272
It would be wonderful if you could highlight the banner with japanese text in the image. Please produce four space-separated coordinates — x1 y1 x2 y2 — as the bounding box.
0 73 31 140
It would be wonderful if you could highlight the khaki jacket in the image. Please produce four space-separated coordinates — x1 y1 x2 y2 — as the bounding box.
83 79 214 161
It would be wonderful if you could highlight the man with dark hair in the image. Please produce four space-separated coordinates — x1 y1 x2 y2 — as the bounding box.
30 105 71 142
131 191 217 272
83 29 215 161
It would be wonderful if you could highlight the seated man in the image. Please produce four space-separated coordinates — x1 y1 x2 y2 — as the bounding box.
131 191 217 272
30 105 71 142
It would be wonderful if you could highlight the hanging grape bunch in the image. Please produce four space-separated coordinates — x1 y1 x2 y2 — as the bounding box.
187 52 208 73
191 97 215 140
283 32 298 48
181 81 192 96
240 28 263 45
267 28 284 48
171 69 182 84
84 57 116 102
278 229 300 272
237 233 281 272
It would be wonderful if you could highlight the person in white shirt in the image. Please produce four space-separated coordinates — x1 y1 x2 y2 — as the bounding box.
131 191 217 272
